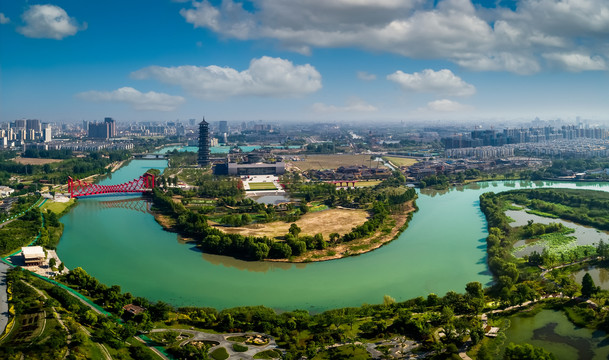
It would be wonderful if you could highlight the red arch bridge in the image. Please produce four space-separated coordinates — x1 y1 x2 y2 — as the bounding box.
68 173 155 198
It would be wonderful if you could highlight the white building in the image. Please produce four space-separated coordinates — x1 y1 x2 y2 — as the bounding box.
0 186 14 198
43 124 52 142
22 246 45 266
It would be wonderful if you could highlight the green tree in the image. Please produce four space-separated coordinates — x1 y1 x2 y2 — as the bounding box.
581 272 599 298
49 257 56 269
504 342 557 359
289 223 301 237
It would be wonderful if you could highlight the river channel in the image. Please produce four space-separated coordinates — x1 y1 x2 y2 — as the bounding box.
56 160 609 312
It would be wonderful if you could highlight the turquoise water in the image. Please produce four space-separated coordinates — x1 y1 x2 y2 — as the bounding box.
504 309 609 359
56 163 609 311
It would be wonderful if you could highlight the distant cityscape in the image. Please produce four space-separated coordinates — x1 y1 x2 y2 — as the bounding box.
3 116 609 161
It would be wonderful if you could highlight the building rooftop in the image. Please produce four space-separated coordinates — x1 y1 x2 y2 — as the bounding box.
22 246 45 259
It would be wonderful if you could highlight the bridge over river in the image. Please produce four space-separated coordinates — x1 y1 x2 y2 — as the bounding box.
67 172 155 198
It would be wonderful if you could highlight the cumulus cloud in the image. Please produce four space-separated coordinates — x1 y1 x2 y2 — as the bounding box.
131 56 322 99
357 71 377 81
77 87 185 111
387 69 475 96
312 98 378 113
424 99 473 112
178 0 609 74
0 13 10 24
17 4 85 39
543 52 607 72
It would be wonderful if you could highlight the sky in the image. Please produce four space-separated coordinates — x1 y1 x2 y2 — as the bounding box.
0 0 608 124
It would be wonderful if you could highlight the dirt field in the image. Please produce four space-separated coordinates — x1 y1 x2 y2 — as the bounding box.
289 154 386 171
13 157 64 165
382 156 418 167
279 201 417 263
213 208 369 238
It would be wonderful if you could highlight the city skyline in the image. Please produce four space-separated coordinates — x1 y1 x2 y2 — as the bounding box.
1 0 608 124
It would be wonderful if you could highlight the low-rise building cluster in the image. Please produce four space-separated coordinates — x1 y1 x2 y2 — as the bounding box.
307 166 391 181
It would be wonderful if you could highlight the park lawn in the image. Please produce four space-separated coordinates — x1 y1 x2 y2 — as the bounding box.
248 182 278 190
312 345 371 360
214 208 369 239
382 156 418 168
210 347 229 360
289 154 387 171
254 349 282 359
41 198 75 214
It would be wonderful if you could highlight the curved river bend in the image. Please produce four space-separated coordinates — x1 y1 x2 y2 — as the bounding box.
57 160 609 312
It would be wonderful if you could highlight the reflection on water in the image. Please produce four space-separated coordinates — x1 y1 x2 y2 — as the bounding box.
571 266 609 290
201 253 307 273
252 194 293 205
75 196 152 214
504 309 609 360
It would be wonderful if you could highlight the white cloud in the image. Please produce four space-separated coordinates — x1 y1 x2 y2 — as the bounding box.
132 56 322 99
424 99 473 112
0 13 10 24
178 0 609 74
543 52 607 72
17 5 85 40
77 87 185 111
357 71 377 81
312 98 378 113
387 69 475 96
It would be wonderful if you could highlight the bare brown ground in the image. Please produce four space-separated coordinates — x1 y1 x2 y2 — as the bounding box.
212 208 369 238
154 213 177 230
13 157 63 165
269 201 416 263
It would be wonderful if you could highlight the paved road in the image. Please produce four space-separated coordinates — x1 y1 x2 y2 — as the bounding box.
0 261 10 336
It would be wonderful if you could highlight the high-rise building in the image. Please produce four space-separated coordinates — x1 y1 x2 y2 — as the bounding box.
82 120 89 132
89 121 110 139
198 118 210 167
219 120 228 134
42 123 52 142
13 119 26 130
26 119 41 133
104 117 116 138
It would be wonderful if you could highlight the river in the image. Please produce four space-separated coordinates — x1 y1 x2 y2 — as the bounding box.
56 161 609 312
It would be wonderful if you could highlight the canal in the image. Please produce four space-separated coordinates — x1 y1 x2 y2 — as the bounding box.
56 160 609 312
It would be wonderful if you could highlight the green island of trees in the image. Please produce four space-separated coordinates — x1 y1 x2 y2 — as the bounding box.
148 171 417 261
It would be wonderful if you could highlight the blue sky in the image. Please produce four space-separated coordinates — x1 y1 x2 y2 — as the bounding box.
1 0 608 124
